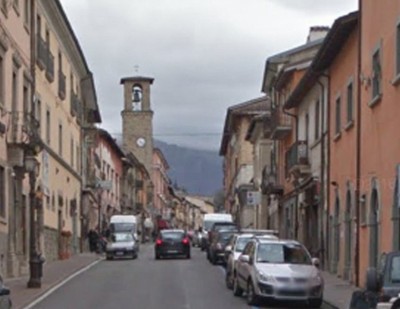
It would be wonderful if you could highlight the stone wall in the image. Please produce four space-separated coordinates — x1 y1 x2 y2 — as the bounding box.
44 227 59 262
0 232 8 277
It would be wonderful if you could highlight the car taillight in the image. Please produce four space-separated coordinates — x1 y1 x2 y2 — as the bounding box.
182 238 189 245
156 239 163 245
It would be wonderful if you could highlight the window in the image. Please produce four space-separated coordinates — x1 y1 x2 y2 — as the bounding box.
46 195 50 210
76 145 80 173
70 138 74 167
0 54 4 105
335 97 341 135
36 14 41 35
12 67 18 112
305 112 309 145
361 194 367 224
0 166 4 217
58 51 62 72
58 123 63 156
23 0 29 26
51 192 55 211
46 109 50 144
22 82 29 114
397 24 400 76
347 82 354 123
315 100 320 140
372 48 382 99
36 99 41 123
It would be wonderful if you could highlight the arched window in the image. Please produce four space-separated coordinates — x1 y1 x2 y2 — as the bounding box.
132 85 142 111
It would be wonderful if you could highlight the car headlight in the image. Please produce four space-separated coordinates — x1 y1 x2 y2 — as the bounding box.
257 271 275 283
310 275 323 285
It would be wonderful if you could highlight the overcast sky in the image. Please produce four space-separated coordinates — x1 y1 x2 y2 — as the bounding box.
60 0 357 151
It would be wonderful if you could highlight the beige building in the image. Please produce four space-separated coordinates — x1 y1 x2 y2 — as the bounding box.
34 1 101 262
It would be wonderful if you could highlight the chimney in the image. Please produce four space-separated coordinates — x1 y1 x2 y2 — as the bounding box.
307 26 330 43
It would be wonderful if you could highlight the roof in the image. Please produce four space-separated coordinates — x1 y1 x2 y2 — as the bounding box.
97 128 125 159
185 196 215 212
261 38 326 93
120 76 154 84
153 148 169 170
284 11 359 109
219 96 269 156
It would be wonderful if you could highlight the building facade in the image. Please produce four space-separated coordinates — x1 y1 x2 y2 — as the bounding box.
152 148 170 219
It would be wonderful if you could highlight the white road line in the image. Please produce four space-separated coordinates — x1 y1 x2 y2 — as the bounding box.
22 259 102 309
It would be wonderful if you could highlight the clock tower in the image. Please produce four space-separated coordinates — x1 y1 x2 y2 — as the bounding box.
120 75 154 174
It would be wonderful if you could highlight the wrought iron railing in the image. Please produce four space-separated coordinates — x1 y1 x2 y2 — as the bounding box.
285 140 309 173
58 71 66 100
45 51 54 82
7 111 41 146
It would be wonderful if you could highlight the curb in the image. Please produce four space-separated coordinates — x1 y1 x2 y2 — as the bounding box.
20 257 103 309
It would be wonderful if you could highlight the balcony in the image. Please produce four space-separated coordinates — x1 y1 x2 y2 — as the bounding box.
261 165 283 196
58 71 66 100
135 179 144 189
45 51 54 83
7 111 41 146
269 107 292 140
285 141 311 178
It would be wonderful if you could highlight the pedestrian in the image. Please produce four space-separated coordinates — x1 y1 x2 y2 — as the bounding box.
87 229 98 253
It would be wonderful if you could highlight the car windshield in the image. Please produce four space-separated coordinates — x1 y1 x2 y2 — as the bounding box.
111 223 135 233
203 221 215 231
113 233 133 243
218 232 234 243
389 256 400 284
235 237 252 252
256 243 312 265
215 225 236 232
162 232 184 240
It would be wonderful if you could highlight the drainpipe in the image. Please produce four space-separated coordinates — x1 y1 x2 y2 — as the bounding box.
316 74 330 270
355 2 362 287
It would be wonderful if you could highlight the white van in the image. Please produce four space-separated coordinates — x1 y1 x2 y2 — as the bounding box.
109 215 138 240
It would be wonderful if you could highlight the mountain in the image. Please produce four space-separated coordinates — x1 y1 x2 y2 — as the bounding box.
154 140 223 196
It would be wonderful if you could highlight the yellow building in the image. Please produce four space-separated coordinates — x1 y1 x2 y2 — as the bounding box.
35 0 100 262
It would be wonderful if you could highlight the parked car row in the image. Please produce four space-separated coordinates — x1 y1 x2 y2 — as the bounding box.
201 222 324 308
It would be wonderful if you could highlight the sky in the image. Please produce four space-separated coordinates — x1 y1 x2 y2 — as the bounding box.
60 0 358 151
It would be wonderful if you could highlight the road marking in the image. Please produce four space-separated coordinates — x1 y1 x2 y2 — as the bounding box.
23 259 102 309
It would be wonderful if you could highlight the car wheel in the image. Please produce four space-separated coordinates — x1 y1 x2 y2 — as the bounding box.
155 254 160 260
225 270 233 290
247 280 259 306
233 275 243 297
106 256 113 260
309 297 323 308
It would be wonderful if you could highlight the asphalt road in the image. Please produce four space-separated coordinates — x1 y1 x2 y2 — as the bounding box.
31 245 328 309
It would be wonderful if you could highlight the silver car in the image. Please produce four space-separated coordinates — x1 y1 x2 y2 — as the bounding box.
106 232 139 260
225 233 278 289
233 239 323 308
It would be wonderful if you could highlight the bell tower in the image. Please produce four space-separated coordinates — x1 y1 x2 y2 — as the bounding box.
120 76 154 174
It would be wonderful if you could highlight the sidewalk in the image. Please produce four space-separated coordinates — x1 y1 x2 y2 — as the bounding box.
322 271 359 309
5 253 102 309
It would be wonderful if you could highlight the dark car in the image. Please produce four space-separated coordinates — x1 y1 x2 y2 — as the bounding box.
207 222 238 260
155 229 191 259
209 229 238 265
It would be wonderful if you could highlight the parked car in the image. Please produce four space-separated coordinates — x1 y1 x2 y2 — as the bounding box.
106 232 139 260
233 238 323 308
207 222 238 260
155 229 191 259
208 229 238 265
225 232 278 289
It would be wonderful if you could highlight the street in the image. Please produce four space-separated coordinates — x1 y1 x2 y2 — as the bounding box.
30 245 330 309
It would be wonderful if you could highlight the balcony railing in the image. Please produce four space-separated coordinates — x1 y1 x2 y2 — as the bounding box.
285 141 311 177
7 111 41 146
135 179 144 189
261 165 283 196
269 107 292 140
58 71 66 100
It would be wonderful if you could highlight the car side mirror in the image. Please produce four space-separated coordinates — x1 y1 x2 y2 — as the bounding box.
225 245 232 253
312 258 320 268
239 254 250 263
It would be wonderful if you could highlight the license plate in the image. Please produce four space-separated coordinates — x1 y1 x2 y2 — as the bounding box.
116 252 124 256
168 250 178 253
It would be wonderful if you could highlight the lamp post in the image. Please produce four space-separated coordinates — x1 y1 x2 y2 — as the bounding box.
25 153 42 288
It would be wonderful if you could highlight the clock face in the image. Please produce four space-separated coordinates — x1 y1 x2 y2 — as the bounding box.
136 137 146 147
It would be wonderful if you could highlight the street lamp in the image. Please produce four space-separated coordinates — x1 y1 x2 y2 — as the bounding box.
25 153 43 288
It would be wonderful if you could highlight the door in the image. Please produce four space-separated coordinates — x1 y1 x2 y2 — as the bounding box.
369 189 379 267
